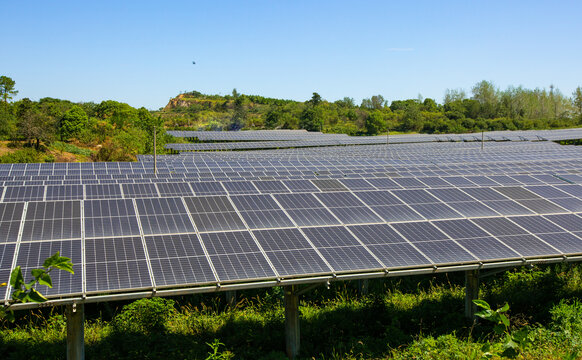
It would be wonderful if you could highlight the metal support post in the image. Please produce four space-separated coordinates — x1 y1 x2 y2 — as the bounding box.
284 286 300 359
66 303 85 360
225 290 237 308
153 126 157 174
464 270 479 319
358 279 369 295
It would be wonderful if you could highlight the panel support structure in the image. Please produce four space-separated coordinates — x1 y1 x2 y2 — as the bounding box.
225 290 237 308
358 279 369 295
284 285 300 360
464 270 479 319
66 303 85 360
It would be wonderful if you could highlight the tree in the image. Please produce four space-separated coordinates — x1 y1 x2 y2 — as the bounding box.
0 76 18 103
59 105 88 140
0 102 16 139
16 98 56 149
361 95 386 110
443 88 466 104
229 88 246 130
365 110 385 135
572 86 582 115
299 107 322 132
308 92 322 106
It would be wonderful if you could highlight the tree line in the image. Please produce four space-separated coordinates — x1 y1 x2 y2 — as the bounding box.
1 75 582 163
167 81 582 136
0 76 168 162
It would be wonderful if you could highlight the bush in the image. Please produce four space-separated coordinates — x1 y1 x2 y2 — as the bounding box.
548 299 582 348
0 148 44 163
113 298 176 334
52 141 93 156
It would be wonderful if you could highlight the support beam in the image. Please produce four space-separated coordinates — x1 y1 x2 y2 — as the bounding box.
225 290 237 308
464 270 480 319
66 303 85 360
284 286 300 360
358 279 369 295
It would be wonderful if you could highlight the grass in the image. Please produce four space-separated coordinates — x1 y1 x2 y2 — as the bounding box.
2 264 582 359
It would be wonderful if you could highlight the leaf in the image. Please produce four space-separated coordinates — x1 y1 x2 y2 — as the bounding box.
42 251 61 268
498 313 510 327
31 268 45 280
24 279 36 291
472 299 491 310
494 323 506 335
9 266 24 288
27 288 48 303
499 303 510 313
0 282 6 287
38 273 53 288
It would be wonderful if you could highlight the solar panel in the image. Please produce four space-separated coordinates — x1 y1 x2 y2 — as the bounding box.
184 196 246 232
201 231 276 281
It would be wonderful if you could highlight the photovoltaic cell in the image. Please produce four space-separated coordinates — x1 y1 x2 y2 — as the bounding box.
201 231 276 281
391 222 449 242
497 235 561 257
536 233 582 254
16 240 82 296
302 226 361 248
456 237 520 260
432 219 490 239
366 243 431 268
311 179 349 192
347 224 406 245
414 240 476 264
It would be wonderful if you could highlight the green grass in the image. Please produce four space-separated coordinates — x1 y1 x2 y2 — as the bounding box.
2 265 582 359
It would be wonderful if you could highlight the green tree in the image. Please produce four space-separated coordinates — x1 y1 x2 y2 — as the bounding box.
229 88 246 130
443 88 466 104
308 92 322 106
365 110 385 135
361 95 386 110
299 107 322 132
0 76 18 103
59 105 88 140
16 98 56 149
0 102 16 139
573 86 582 115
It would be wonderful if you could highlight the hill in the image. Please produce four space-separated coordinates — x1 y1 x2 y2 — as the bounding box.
161 83 582 136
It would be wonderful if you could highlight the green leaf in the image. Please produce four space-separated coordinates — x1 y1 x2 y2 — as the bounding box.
9 266 24 288
499 302 510 312
27 288 48 303
24 279 36 291
499 313 510 327
42 252 61 268
493 323 506 335
31 268 45 280
472 299 491 310
38 273 53 288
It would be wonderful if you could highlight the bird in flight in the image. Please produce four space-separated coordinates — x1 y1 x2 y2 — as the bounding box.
192 61 196 64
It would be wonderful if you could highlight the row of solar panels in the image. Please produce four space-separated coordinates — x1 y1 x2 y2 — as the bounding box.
1 172 582 202
167 129 349 141
4 182 582 300
164 128 582 151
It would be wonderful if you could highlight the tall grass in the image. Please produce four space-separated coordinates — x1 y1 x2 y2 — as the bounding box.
2 264 582 359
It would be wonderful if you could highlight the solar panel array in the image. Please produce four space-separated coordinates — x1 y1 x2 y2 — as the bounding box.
3 129 582 304
164 128 582 152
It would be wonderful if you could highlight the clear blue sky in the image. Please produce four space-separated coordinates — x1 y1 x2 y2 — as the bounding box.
2 0 581 109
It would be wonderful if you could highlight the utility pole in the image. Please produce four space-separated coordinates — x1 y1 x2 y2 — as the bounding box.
153 126 157 174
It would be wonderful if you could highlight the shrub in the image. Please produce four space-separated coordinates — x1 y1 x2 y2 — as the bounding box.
113 298 176 334
0 148 44 163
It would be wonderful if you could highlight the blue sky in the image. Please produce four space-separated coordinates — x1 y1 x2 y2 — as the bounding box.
2 1 581 109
